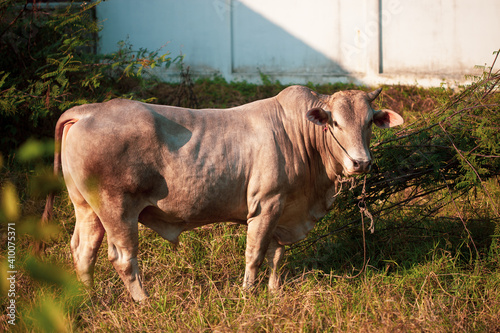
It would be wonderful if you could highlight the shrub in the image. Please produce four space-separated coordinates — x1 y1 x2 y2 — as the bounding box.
0 0 180 155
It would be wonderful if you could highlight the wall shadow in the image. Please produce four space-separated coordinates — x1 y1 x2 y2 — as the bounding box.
231 2 349 77
97 0 353 83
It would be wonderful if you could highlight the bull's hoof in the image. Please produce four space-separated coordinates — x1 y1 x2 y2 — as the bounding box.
130 287 149 303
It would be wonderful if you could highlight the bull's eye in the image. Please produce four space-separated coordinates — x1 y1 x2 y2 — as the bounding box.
332 120 339 128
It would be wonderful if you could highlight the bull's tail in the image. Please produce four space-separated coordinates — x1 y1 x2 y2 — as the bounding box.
36 106 85 255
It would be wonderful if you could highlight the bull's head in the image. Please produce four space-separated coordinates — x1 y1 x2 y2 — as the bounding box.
306 88 403 176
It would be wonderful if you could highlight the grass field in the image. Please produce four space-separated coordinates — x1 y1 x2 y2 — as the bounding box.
1 78 500 332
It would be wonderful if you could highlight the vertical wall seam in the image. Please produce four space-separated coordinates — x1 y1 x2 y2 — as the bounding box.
379 0 383 74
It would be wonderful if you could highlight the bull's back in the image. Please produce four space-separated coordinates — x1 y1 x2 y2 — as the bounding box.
61 99 262 222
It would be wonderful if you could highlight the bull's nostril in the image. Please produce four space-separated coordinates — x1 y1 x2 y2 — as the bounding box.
351 160 371 172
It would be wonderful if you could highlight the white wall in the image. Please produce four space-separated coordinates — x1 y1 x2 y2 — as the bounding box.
97 0 500 86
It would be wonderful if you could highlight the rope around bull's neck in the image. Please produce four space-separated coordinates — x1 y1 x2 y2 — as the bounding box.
329 174 373 280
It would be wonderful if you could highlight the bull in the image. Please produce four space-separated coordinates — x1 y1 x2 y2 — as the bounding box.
43 85 403 301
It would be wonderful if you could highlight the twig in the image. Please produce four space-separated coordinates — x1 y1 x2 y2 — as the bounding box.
485 49 500 83
374 144 500 159
286 222 359 254
0 0 28 40
482 74 500 100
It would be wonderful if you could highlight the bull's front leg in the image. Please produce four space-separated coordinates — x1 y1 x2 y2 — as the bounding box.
243 195 284 290
266 238 284 291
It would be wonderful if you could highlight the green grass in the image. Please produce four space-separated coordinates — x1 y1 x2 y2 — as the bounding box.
1 79 500 332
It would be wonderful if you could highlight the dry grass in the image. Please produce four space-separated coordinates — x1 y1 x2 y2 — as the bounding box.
2 198 499 332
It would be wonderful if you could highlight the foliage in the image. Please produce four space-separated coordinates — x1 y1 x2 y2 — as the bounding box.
0 0 180 155
1 138 81 332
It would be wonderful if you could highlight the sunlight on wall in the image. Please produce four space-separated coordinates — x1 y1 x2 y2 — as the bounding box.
97 0 500 86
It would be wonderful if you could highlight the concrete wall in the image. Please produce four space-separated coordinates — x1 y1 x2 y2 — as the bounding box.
97 0 500 86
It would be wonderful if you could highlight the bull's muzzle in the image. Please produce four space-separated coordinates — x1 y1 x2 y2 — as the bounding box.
347 159 372 175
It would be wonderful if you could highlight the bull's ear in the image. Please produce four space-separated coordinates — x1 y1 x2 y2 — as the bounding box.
373 109 404 128
306 107 331 126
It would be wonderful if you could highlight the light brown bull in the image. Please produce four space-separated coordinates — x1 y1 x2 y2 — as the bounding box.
43 85 403 301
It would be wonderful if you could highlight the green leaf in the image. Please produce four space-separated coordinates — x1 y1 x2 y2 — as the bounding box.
17 139 53 162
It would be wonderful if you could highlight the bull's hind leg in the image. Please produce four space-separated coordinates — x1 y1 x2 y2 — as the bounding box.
106 222 148 302
99 202 148 302
70 201 105 287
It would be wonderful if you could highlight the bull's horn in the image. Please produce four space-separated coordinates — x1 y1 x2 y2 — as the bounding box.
367 88 383 101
